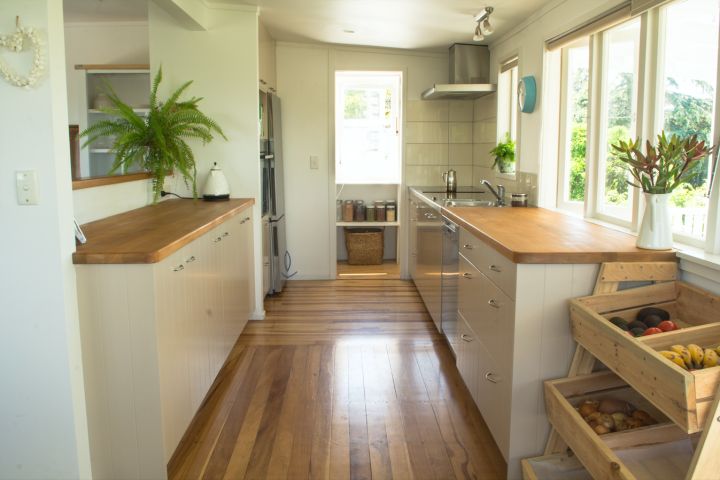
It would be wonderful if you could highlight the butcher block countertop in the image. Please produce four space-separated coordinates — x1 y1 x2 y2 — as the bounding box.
442 206 677 264
73 198 254 265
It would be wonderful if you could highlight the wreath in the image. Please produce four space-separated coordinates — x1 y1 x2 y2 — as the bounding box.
0 17 44 90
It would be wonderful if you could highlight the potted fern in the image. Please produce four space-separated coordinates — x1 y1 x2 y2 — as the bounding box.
489 132 516 173
78 65 226 204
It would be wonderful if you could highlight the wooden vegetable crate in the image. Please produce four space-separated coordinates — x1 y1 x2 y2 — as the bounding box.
570 278 720 433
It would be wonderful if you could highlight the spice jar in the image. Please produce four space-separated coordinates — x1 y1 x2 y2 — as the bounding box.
343 200 354 222
511 193 528 207
336 200 343 221
366 205 376 222
354 200 365 222
386 205 396 222
374 200 384 208
376 205 386 222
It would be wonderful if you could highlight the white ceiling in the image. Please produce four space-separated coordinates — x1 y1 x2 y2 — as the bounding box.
63 0 556 53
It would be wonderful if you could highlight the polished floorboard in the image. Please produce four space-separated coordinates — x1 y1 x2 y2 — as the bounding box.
167 280 507 480
337 260 401 280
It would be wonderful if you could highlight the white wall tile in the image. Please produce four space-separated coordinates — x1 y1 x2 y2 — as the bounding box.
473 119 496 144
473 143 495 168
406 100 449 122
449 100 474 122
407 165 447 186
473 166 496 188
406 122 449 144
450 166 473 186
473 92 498 121
449 122 473 144
449 144 472 165
406 144 449 166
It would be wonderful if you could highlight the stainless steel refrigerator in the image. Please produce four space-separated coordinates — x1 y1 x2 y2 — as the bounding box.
262 93 287 295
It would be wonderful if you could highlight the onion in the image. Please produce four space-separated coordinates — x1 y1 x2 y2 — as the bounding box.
633 410 650 421
579 403 599 418
599 414 615 430
599 399 637 415
593 425 611 435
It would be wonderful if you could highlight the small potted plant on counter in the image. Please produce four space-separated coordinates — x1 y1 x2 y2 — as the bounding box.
77 64 227 204
489 132 516 173
612 132 714 250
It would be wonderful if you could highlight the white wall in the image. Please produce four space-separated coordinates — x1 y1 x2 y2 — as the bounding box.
0 1 90 478
276 42 448 279
148 1 264 316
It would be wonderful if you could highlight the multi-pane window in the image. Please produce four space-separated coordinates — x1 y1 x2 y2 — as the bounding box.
497 60 518 174
335 72 401 184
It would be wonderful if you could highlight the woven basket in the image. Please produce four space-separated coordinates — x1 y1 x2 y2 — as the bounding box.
344 227 384 265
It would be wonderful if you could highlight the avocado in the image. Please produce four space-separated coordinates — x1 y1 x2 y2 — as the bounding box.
643 315 663 329
637 307 670 323
627 321 648 332
630 327 646 338
617 323 630 332
609 317 629 327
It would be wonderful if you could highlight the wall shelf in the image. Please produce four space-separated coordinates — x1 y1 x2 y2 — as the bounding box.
89 108 150 115
90 148 111 153
337 221 400 227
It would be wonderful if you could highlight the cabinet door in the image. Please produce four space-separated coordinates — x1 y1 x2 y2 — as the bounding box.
480 274 515 383
207 226 225 376
477 345 511 462
458 253 483 338
457 311 479 405
262 214 270 298
409 247 418 282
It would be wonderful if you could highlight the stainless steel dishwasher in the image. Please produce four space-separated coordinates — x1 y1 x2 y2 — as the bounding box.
441 216 459 355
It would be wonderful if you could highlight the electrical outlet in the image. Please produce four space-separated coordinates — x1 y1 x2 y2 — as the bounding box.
16 170 39 205
310 156 319 169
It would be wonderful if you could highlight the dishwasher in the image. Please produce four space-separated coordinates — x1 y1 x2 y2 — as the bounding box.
441 216 459 356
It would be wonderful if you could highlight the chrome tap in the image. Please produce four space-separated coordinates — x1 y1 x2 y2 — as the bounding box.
481 180 505 204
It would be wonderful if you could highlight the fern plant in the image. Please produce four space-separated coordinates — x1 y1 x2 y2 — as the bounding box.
78 65 227 204
488 132 516 173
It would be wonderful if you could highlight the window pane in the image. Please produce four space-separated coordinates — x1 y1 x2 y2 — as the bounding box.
601 20 640 220
663 0 719 238
566 45 589 203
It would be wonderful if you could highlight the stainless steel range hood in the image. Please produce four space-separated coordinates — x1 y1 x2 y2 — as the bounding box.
422 44 497 100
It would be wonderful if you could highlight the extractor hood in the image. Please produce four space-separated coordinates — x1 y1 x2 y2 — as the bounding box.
421 44 497 100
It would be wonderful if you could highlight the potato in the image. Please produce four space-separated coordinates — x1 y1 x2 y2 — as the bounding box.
599 399 637 415
633 410 650 421
644 417 659 425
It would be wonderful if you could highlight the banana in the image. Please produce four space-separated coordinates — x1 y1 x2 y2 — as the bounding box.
703 349 719 369
659 351 689 370
688 344 704 370
670 345 693 369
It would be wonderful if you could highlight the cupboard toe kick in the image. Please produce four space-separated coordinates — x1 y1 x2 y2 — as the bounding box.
76 211 255 480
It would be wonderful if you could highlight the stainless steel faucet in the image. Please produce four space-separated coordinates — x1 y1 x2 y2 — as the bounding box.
481 180 505 204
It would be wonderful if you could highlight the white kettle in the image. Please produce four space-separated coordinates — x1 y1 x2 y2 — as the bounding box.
202 162 230 201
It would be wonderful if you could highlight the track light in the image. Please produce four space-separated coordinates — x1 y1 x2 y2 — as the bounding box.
474 6 494 23
473 24 484 42
481 18 493 35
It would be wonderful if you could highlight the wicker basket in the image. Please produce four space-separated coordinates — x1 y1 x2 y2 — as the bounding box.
344 227 384 265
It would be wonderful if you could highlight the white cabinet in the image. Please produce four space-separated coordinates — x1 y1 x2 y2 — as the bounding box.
258 17 277 93
457 311 479 405
262 214 271 297
76 209 255 480
412 195 442 331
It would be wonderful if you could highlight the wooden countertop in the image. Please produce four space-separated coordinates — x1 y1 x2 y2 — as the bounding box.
73 198 255 264
442 206 678 264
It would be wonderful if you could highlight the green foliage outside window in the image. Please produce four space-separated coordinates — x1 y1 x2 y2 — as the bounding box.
344 90 367 119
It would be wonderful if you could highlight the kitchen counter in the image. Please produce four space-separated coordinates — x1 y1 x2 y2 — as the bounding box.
73 198 255 264
443 206 677 264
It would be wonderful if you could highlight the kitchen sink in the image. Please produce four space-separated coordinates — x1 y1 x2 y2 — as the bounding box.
442 199 506 207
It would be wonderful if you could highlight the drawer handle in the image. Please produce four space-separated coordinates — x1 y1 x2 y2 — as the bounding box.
416 205 426 209
223 232 229 237
263 262 270 266
263 222 269 227
461 334 472 342
240 221 246 224
488 299 501 308
186 256 196 263
411 253 417 257
215 237 222 242
410 201 419 205
427 214 437 219
174 265 184 272
244 217 250 221
463 244 474 250
411 218 417 221
462 273 474 279
485 372 499 383
490 265 501 272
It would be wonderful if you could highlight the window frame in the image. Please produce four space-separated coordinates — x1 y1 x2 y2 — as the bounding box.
497 57 519 180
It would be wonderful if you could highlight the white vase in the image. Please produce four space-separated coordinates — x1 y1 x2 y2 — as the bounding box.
636 193 673 250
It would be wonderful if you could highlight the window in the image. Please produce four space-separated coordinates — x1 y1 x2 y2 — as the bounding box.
335 72 402 184
497 58 518 175
660 0 719 241
557 39 590 214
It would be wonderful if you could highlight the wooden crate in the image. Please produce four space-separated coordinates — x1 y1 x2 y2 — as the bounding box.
570 280 720 433
543 370 699 480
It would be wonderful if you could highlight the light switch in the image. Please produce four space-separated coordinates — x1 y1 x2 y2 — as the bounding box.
16 170 39 205
310 156 319 169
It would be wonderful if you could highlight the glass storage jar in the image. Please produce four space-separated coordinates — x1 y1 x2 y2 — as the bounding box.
354 200 365 222
366 205 376 222
386 205 396 222
376 205 386 222
336 200 343 221
343 200 354 222
374 200 385 208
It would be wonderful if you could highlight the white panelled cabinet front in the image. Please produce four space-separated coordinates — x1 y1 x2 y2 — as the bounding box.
77 209 255 480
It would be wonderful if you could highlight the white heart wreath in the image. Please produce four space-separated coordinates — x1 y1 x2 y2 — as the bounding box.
0 19 44 90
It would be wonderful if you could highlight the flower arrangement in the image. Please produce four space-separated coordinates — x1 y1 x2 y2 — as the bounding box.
78 65 226 204
611 132 714 194
488 132 516 173
0 19 44 90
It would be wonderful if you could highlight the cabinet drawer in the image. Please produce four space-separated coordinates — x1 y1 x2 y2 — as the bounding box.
457 311 479 405
458 253 483 338
458 227 484 274
480 274 515 383
459 227 517 300
476 342 511 462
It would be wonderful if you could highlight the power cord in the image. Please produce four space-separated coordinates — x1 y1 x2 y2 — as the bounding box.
160 191 194 199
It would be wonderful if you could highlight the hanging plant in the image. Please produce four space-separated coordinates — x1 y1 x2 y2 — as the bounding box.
489 132 516 173
77 65 227 204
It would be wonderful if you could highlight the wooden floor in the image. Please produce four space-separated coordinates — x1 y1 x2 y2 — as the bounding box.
167 280 507 480
337 260 401 280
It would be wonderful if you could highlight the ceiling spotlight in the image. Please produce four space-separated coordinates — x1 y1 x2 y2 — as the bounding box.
473 25 484 42
481 18 493 35
474 6 494 23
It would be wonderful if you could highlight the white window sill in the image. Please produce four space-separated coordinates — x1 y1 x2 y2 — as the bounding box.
545 206 720 276
496 172 516 181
